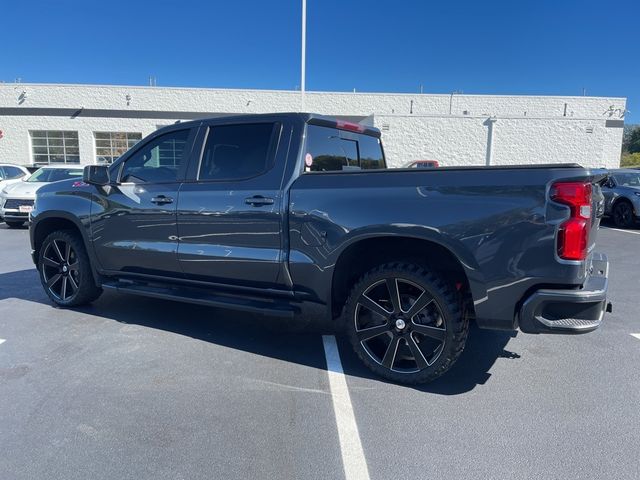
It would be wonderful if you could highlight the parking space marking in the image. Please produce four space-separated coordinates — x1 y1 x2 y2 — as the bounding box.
601 227 640 236
322 335 370 480
0 339 5 345
631 334 640 341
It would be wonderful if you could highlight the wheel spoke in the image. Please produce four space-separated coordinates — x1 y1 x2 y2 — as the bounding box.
405 290 434 318
381 335 401 369
47 273 62 288
42 256 60 268
64 242 72 262
68 273 79 292
52 241 65 262
61 277 68 299
358 294 392 319
406 335 429 369
356 323 389 342
386 278 401 313
412 323 446 341
68 261 79 272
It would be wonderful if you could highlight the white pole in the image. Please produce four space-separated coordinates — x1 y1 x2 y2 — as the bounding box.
301 0 306 111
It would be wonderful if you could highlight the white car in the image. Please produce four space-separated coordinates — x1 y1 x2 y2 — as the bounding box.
0 165 84 228
0 164 31 192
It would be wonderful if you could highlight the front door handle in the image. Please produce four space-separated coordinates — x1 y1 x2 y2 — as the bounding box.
151 195 174 205
245 195 274 207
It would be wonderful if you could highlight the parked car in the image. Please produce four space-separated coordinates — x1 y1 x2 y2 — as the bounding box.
29 113 610 385
601 169 640 228
404 159 439 168
1 165 83 228
0 164 30 192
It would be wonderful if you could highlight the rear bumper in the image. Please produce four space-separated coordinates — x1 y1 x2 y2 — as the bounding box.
518 252 610 334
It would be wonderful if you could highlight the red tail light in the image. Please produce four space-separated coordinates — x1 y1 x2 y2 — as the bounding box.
550 181 592 261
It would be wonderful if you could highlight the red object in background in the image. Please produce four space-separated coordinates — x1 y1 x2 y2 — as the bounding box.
0 130 4 139
405 160 439 168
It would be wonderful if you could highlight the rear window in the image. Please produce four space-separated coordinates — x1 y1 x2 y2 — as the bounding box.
305 125 385 172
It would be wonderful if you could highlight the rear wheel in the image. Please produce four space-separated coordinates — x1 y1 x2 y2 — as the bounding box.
5 221 25 228
343 262 468 385
613 201 634 228
38 230 102 307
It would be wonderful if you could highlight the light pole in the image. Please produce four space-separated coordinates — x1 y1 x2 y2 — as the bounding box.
301 0 306 111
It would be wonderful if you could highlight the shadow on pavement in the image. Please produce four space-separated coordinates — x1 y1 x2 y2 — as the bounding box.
0 267 519 395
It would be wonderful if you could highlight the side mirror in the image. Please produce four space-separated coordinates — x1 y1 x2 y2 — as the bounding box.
83 165 110 186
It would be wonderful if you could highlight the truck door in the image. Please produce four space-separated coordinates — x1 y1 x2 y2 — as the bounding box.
177 120 291 288
91 126 197 277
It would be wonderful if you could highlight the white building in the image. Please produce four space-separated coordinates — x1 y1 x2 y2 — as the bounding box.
0 83 627 168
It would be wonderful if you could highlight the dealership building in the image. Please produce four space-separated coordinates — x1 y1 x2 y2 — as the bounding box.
0 83 627 169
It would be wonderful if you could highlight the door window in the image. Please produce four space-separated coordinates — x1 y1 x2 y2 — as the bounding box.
198 123 277 181
120 129 190 183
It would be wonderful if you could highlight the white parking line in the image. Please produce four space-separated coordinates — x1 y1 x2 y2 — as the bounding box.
601 227 640 236
322 335 370 480
631 334 640 341
0 339 5 345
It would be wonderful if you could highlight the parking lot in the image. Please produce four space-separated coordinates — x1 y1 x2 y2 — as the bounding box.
1 222 639 480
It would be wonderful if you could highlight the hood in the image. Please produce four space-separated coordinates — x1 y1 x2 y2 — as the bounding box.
0 178 24 191
2 180 45 198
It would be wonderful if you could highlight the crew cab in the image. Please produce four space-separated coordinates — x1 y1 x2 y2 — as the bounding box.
29 113 611 384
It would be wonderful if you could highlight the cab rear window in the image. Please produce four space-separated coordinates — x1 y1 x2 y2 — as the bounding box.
304 125 385 172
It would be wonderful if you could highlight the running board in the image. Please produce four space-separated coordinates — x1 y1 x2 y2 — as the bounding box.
101 281 298 318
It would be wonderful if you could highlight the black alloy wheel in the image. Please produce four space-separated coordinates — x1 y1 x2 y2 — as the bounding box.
41 237 81 302
38 230 102 307
613 201 634 228
344 263 468 385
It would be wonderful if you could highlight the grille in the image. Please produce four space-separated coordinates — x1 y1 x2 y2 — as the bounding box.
3 198 34 209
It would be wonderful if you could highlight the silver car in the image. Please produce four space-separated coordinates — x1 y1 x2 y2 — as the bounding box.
601 169 640 228
0 165 83 228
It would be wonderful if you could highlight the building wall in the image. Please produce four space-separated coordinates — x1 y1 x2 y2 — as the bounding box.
0 83 627 168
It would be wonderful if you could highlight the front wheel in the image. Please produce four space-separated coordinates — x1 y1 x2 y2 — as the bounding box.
343 263 468 385
613 201 634 228
38 230 102 307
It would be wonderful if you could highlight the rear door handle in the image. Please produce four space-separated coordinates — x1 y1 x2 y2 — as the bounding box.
245 195 274 207
151 195 174 205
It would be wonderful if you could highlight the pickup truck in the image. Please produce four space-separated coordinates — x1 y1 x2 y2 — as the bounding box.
29 113 611 384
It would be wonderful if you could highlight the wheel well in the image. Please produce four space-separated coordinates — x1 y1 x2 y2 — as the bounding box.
33 217 81 259
331 237 474 320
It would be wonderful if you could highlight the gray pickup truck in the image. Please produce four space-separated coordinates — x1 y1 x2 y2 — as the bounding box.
29 113 611 384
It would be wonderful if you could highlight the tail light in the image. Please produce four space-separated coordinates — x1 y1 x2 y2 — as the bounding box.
550 181 592 261
335 120 365 133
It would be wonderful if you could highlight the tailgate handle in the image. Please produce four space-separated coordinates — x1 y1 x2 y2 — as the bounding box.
151 195 174 205
245 195 274 207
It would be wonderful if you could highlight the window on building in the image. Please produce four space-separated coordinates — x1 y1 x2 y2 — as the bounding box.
30 131 80 164
95 132 143 164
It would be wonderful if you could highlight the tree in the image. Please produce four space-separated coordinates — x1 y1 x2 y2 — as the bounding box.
627 126 640 154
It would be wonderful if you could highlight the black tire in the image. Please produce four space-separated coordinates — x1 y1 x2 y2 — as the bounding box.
5 221 25 228
37 230 102 307
343 262 468 385
613 200 634 228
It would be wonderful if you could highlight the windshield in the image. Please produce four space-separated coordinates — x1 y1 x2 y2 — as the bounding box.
27 168 83 183
613 172 640 187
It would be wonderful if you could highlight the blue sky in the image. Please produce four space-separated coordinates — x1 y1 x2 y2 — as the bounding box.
0 0 637 120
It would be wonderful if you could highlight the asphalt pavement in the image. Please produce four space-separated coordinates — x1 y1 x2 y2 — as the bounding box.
0 221 639 480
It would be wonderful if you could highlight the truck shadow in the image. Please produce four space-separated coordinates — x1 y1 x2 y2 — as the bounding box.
0 268 519 395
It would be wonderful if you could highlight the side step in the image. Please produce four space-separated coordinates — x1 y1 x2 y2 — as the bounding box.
102 281 298 318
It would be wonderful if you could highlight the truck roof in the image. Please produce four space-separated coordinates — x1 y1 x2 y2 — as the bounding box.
158 112 381 138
